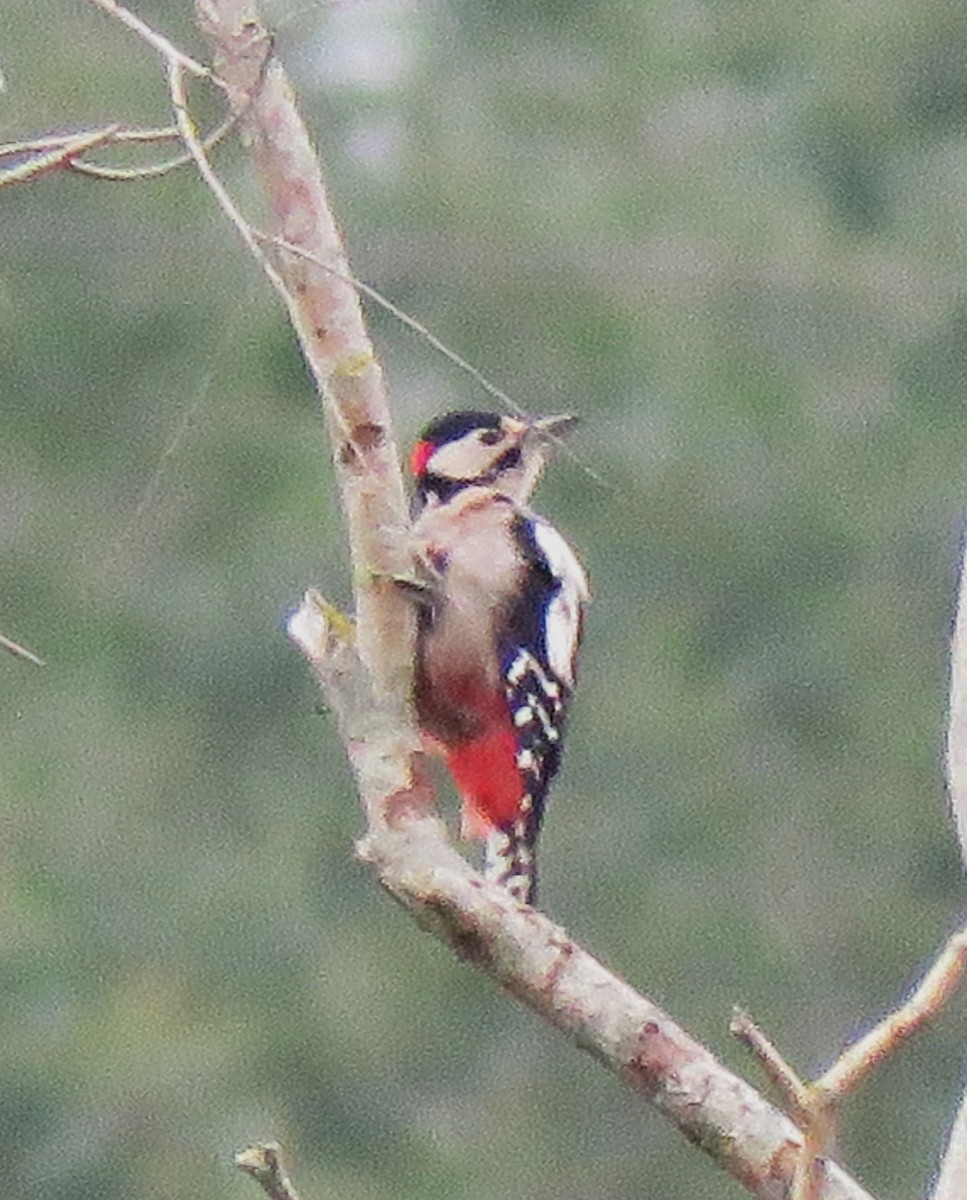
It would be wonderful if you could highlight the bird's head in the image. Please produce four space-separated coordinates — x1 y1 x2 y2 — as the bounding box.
409 410 575 511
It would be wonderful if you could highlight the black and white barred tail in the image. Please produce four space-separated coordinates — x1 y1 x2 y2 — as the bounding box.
487 646 571 904
485 803 542 903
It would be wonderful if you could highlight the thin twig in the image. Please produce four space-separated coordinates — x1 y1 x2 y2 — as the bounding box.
820 921 967 1097
167 60 289 300
1 126 184 157
255 230 526 418
88 0 211 79
794 1115 834 1200
72 110 237 180
255 230 609 496
730 1007 811 1118
0 129 129 159
730 1007 835 1200
0 126 119 187
0 114 238 185
235 1144 303 1200
0 633 45 667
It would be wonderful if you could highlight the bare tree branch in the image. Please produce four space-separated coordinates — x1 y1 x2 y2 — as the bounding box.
357 823 874 1200
732 1008 833 1200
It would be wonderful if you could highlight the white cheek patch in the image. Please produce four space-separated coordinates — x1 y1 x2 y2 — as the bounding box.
532 519 589 687
427 433 505 481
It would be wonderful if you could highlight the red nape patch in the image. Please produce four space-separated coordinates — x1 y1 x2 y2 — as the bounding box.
446 727 524 839
410 439 434 477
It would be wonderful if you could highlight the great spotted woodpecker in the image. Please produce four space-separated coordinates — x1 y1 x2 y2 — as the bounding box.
409 410 589 904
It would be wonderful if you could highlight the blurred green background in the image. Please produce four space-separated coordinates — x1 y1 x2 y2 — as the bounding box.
3 0 967 1196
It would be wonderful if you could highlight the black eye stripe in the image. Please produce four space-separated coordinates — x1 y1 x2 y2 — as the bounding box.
479 429 501 446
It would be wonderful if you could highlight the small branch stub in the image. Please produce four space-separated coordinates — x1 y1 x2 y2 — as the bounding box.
235 1143 302 1200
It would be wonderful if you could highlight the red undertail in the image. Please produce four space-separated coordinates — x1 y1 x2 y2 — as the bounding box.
445 724 524 840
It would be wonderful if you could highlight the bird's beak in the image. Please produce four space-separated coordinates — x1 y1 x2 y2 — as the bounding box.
528 413 579 441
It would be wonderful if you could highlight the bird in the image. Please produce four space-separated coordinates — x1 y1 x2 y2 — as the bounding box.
407 409 589 904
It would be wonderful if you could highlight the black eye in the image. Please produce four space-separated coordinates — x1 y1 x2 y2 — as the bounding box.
479 429 501 446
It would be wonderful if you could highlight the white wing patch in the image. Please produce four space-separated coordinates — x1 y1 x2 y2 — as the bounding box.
532 518 589 686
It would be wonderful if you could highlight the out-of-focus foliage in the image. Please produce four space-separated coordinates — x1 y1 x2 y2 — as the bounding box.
3 1 967 1196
